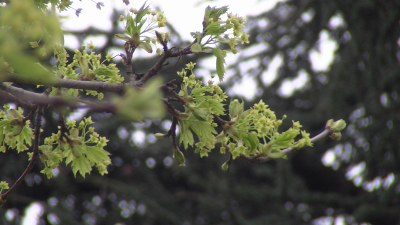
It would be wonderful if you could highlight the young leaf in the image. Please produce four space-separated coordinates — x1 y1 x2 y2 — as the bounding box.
139 42 153 53
71 154 92 178
190 43 203 53
229 99 244 119
178 120 194 149
242 132 259 152
0 181 9 193
213 48 227 81
115 33 131 41
206 21 225 35
114 78 165 121
173 148 186 166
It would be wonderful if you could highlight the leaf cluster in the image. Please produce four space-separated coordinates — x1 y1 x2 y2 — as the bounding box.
52 47 124 99
115 2 167 54
174 63 312 167
38 117 110 178
0 106 33 153
190 6 250 80
177 62 227 158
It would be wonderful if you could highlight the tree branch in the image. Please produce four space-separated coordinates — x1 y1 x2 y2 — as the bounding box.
245 128 332 162
53 79 126 93
0 88 33 108
137 46 193 86
0 85 116 112
6 77 127 93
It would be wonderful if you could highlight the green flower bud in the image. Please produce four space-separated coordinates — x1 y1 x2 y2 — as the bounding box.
173 148 186 166
221 160 230 171
331 119 347 132
329 132 342 141
154 133 166 139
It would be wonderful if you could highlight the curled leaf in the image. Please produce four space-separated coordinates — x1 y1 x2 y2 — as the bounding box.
213 48 227 81
173 148 186 166
139 42 153 53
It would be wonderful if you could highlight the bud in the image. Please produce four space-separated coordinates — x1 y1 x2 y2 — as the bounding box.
221 160 230 171
173 148 186 166
325 119 334 129
332 119 347 132
229 99 244 119
329 132 342 141
154 133 166 139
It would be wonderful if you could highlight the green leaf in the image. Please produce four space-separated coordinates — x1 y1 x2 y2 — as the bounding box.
173 148 186 166
114 33 131 41
206 21 225 35
267 148 287 159
135 2 151 23
94 67 114 77
270 128 299 150
71 154 92 178
242 132 259 152
187 104 208 121
126 15 135 35
85 146 110 163
4 52 55 84
178 120 194 149
114 78 165 121
190 120 217 141
190 43 203 53
213 48 227 81
203 5 229 28
85 146 111 175
39 116 111 178
229 99 244 118
205 98 225 115
139 42 153 53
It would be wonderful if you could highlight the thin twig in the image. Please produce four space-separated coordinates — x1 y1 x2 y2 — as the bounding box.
137 53 170 86
137 45 193 86
163 98 182 118
169 117 179 150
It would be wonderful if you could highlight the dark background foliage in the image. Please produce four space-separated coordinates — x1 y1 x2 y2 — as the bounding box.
1 0 400 224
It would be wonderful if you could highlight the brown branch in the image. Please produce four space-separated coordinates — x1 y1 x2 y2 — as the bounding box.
137 46 193 86
0 106 42 202
53 79 126 93
137 53 170 86
6 77 127 93
122 41 137 83
0 85 116 112
0 88 33 108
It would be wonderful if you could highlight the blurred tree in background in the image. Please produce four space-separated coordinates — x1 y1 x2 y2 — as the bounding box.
1 0 399 225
